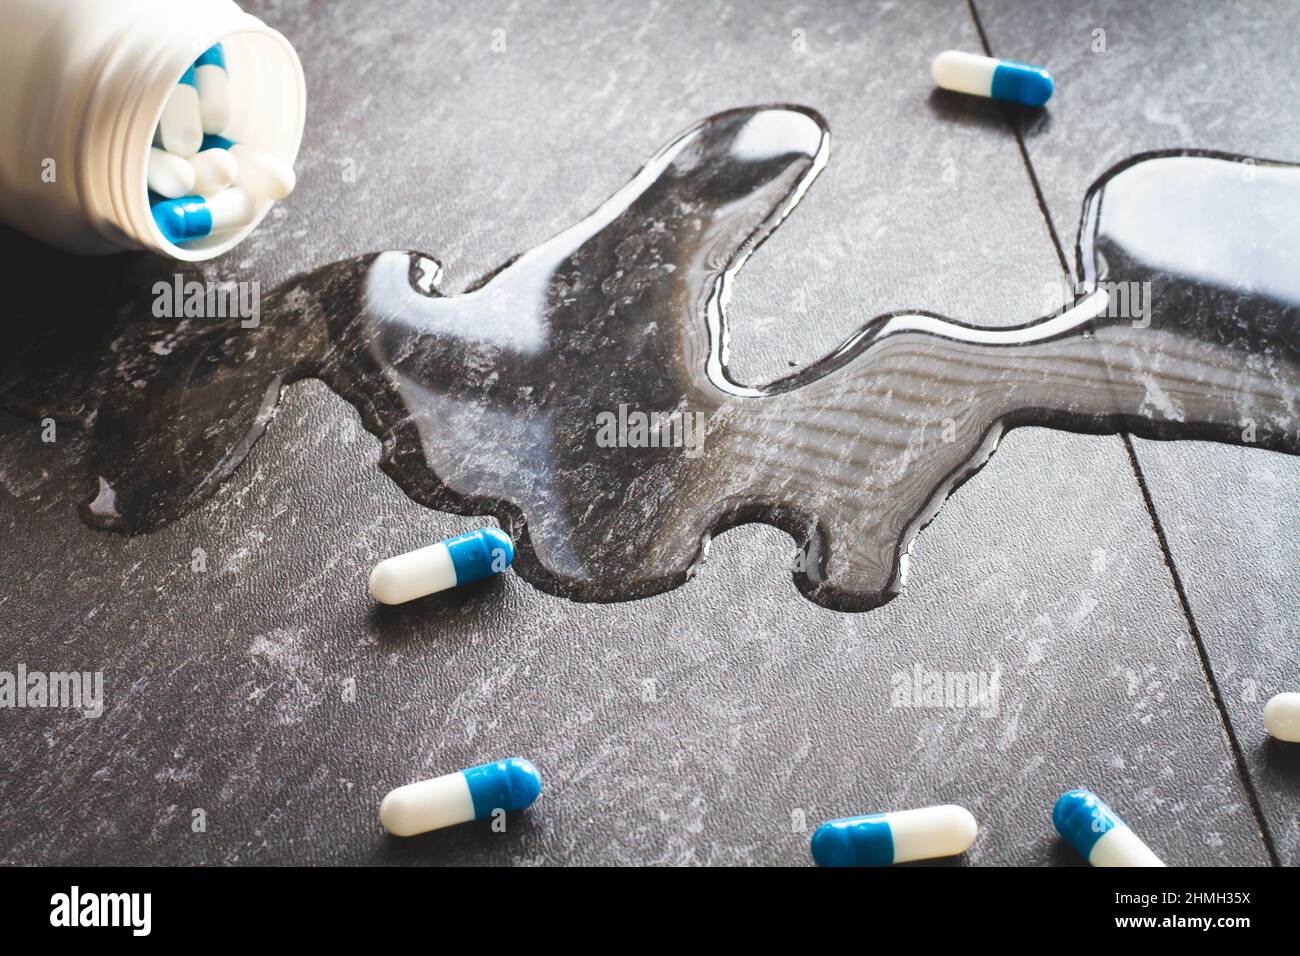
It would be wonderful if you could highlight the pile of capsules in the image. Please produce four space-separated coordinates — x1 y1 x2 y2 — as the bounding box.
147 43 296 246
370 528 1300 865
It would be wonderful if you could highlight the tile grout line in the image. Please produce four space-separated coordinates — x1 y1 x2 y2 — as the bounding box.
964 0 1071 277
965 0 1280 866
1120 434 1281 866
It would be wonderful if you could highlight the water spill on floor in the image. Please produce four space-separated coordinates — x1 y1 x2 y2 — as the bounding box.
2 107 1296 609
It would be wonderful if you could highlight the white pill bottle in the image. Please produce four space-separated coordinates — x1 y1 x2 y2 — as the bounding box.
0 0 305 261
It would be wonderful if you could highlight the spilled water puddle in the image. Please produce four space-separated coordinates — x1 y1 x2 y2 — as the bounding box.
4 107 1297 609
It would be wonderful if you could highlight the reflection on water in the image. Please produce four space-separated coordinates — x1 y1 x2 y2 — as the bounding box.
2 108 1296 610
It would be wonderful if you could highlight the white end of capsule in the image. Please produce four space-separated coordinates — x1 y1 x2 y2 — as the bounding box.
230 144 298 201
369 543 457 605
195 63 232 136
888 804 978 863
190 148 238 197
147 148 196 199
379 772 476 836
1089 824 1166 867
931 50 995 97
159 82 204 158
1264 692 1300 743
206 188 257 234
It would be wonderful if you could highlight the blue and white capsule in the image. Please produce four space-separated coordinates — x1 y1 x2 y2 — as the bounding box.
369 527 515 604
194 44 232 136
811 804 977 867
931 50 1054 107
380 758 542 836
1054 789 1165 867
151 188 256 245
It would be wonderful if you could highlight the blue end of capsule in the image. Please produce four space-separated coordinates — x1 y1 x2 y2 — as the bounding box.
463 758 542 819
1053 789 1119 859
179 65 197 88
810 814 895 867
151 196 213 245
201 133 237 152
195 43 227 71
446 527 515 586
990 60 1054 107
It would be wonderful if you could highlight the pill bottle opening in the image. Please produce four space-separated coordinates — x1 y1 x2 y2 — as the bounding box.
140 28 306 261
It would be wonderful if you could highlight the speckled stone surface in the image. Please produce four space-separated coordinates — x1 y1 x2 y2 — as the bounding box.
976 0 1299 865
0 0 1289 865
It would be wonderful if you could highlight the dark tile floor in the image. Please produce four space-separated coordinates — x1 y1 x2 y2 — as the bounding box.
0 0 1293 865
